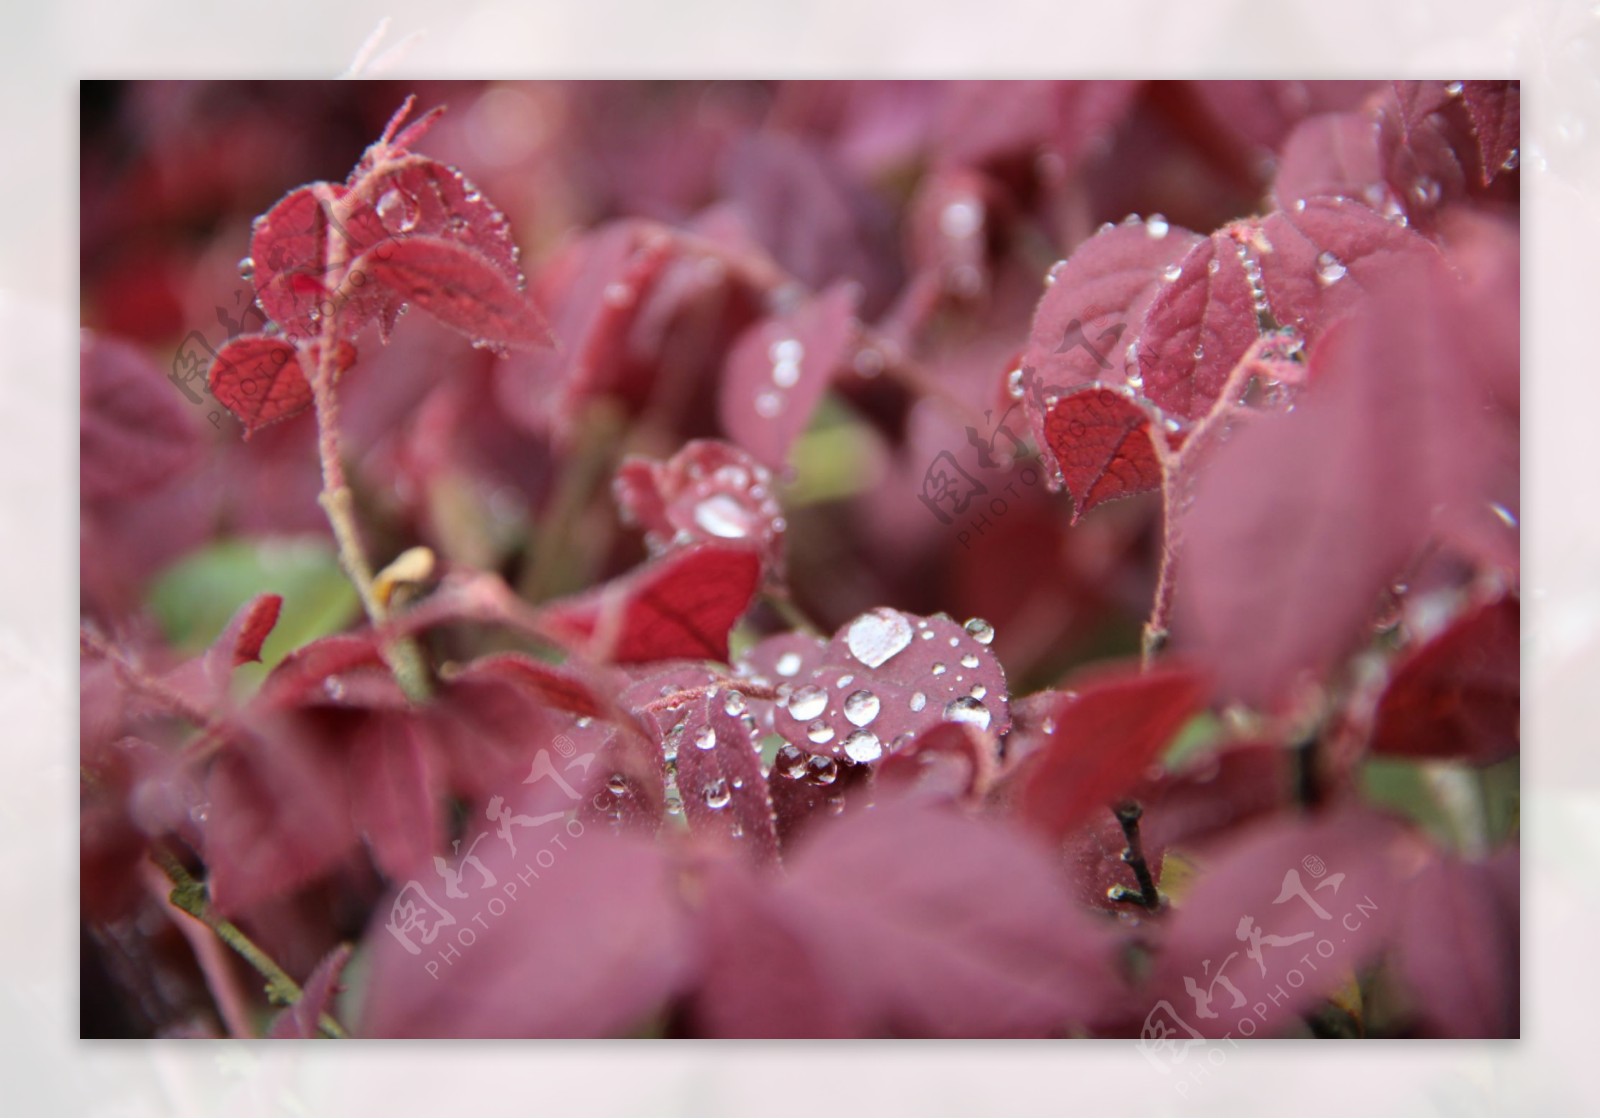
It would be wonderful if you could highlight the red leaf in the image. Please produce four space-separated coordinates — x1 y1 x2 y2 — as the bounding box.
1135 231 1261 422
667 688 780 865
208 334 355 437
1019 220 1200 482
268 944 352 1039
1254 197 1438 344
444 652 611 721
163 593 284 713
1370 596 1519 765
359 831 691 1037
249 185 334 339
1174 257 1513 707
80 331 203 502
1042 387 1166 523
1137 741 1296 852
1391 849 1518 1037
613 439 786 577
719 281 860 470
1461 81 1520 185
357 236 551 349
1017 663 1207 840
537 542 762 665
874 720 997 804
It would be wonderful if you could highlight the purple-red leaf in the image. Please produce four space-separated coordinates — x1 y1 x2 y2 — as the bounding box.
1270 111 1386 214
1042 387 1166 523
1370 596 1519 765
1461 81 1520 185
719 281 860 470
1017 663 1208 840
356 236 551 349
81 331 203 502
268 944 352 1039
208 334 356 437
1135 231 1260 422
360 830 691 1037
666 687 780 865
350 711 444 881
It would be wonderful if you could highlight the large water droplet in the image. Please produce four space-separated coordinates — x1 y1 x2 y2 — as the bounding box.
693 493 751 539
1314 251 1347 286
775 651 802 677
694 725 717 751
703 778 731 809
943 695 991 730
845 607 914 668
723 691 746 717
969 683 987 700
807 720 835 745
788 684 828 721
606 773 628 795
776 743 808 779
842 729 883 764
843 689 880 727
963 618 995 645
806 754 838 785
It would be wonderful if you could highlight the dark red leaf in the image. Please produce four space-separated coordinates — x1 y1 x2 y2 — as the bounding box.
208 334 356 438
357 236 551 349
80 331 203 502
163 593 284 712
249 185 335 339
719 281 860 470
537 542 762 664
444 652 612 721
359 831 691 1037
1371 596 1519 765
1135 231 1261 422
1042 387 1166 523
268 944 352 1039
1374 83 1469 227
1391 848 1518 1037
1461 81 1520 185
765 747 873 850
1138 741 1297 852
874 720 997 804
1017 663 1207 840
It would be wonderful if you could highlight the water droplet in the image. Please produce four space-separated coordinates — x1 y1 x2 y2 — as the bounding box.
1444 80 1463 96
775 651 802 677
606 773 628 795
772 359 801 388
939 199 983 239
1294 198 1307 212
237 256 255 279
845 607 914 668
693 493 751 539
836 674 855 688
788 684 828 721
1501 148 1519 172
806 754 838 785
919 629 935 641
959 652 980 669
1412 175 1441 208
963 617 995 645
1161 262 1182 282
1146 213 1170 239
807 720 835 745
723 690 746 717
842 729 883 764
843 689 880 727
943 695 991 730
666 794 684 816
770 338 803 365
703 778 731 809
1489 502 1518 528
1041 717 1057 735
1006 368 1025 400
931 662 947 676
694 725 717 751
909 692 927 712
1207 257 1221 275
323 675 347 700
1192 344 1206 360
755 390 784 418
1314 251 1347 286
776 743 808 779
969 683 987 699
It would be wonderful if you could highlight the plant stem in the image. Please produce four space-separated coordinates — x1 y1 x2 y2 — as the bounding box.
152 847 349 1039
1111 800 1163 912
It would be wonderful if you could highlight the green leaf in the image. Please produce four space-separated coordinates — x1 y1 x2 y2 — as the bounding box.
147 536 361 693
